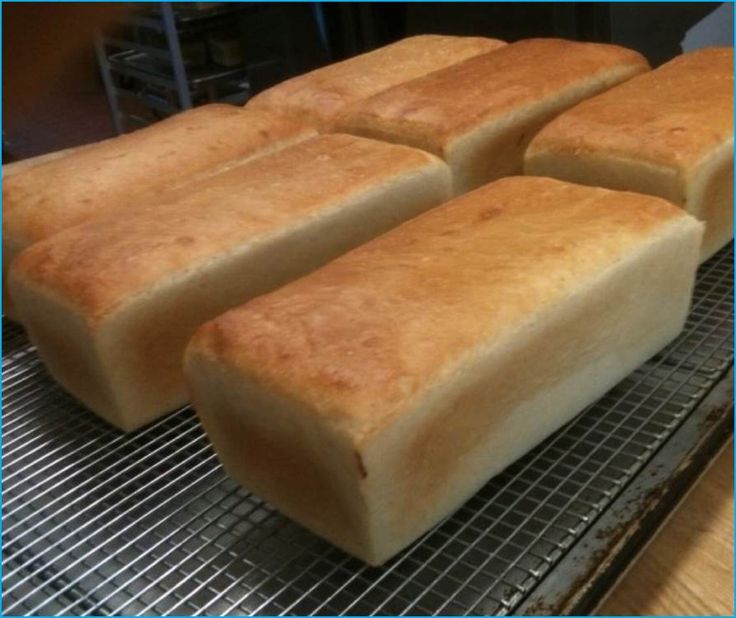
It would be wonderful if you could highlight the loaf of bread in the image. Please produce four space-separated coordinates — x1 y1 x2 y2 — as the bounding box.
3 144 89 178
2 104 314 319
185 176 702 566
332 38 649 195
525 47 733 261
9 135 451 431
247 35 505 129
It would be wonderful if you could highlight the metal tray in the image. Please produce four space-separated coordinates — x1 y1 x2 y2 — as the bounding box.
2 245 733 616
108 50 250 88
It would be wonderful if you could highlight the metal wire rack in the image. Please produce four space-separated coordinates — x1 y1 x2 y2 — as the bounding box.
2 245 733 616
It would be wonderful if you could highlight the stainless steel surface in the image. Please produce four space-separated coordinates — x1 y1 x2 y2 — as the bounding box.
161 1 193 110
95 33 126 136
2 245 733 616
517 368 733 616
108 50 250 88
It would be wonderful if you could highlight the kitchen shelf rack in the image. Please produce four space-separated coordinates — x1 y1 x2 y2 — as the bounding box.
95 3 265 133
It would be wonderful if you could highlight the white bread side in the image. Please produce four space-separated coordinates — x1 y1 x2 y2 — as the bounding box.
333 38 650 196
525 47 734 262
247 34 506 129
2 104 314 320
9 135 451 431
185 176 702 565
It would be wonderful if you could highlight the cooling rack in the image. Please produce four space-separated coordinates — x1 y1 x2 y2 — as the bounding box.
2 245 733 616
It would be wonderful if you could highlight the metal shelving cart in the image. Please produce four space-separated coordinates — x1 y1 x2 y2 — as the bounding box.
2 243 732 615
95 3 271 133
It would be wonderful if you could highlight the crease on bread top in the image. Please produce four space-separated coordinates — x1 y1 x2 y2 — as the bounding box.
188 177 699 443
2 104 315 320
185 176 703 565
11 135 446 325
9 134 451 430
3 104 314 247
332 38 650 195
246 34 506 128
525 47 734 261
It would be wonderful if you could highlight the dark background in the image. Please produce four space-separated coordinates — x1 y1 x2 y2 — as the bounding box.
2 2 726 160
320 2 719 65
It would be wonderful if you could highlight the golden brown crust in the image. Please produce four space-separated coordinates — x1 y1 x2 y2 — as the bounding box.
2 104 314 245
526 47 734 170
247 35 505 127
188 176 692 442
332 38 650 153
2 144 91 178
10 134 443 321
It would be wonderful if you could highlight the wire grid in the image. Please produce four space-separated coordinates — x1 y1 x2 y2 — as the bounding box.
2 244 733 617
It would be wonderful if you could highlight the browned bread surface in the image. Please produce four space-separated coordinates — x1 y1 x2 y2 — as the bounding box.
186 176 702 565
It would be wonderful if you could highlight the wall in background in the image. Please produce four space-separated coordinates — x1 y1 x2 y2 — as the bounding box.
3 2 732 161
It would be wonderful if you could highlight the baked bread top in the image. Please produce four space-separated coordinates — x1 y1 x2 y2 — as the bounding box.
10 134 446 323
188 176 700 443
526 47 734 171
247 34 505 127
3 104 314 245
332 38 650 155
